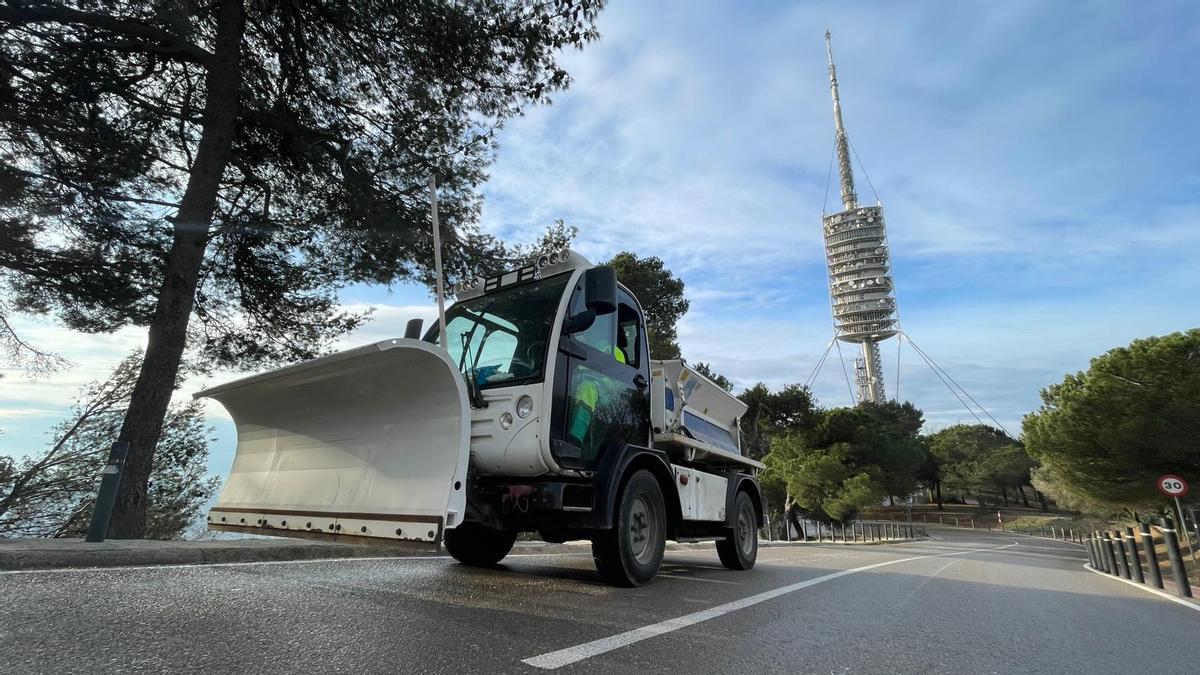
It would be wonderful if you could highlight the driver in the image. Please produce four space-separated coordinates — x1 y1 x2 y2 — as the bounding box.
567 334 629 452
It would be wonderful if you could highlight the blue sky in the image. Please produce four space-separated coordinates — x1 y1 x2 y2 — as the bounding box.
2 1 1198 480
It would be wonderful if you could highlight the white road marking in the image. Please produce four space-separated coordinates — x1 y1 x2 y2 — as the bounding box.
895 558 962 612
656 573 742 585
521 542 1017 670
1082 563 1200 613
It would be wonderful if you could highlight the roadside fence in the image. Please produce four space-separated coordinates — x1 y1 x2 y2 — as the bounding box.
1083 518 1193 599
762 518 926 543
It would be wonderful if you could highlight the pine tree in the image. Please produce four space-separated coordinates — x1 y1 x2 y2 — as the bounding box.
0 1 604 536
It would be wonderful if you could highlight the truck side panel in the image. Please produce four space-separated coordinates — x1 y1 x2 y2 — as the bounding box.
671 465 728 522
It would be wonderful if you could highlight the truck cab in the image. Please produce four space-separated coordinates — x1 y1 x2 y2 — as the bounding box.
199 249 763 586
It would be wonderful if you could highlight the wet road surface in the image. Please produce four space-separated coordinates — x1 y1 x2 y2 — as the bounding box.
2 528 1197 673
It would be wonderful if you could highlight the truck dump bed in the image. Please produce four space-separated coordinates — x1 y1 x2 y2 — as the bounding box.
649 360 762 470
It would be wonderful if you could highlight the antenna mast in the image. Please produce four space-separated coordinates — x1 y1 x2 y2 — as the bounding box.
826 30 858 211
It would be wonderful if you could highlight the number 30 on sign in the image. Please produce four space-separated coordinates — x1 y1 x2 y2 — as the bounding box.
1157 475 1190 497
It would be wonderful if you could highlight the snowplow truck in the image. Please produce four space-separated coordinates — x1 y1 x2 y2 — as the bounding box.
198 250 764 586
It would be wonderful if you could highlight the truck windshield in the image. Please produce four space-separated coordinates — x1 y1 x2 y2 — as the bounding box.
425 274 570 388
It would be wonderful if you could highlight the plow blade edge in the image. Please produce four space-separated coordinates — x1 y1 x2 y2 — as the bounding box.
196 339 469 544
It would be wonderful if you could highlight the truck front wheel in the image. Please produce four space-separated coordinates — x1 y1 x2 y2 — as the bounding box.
444 524 517 567
593 469 666 586
716 491 758 570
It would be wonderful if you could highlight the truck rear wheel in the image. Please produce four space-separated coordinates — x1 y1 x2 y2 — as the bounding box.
593 469 666 586
444 524 517 567
716 491 758 570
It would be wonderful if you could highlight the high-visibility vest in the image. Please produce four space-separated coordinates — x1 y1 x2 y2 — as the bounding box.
567 346 627 449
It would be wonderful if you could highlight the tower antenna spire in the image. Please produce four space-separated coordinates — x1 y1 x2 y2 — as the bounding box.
825 30 858 210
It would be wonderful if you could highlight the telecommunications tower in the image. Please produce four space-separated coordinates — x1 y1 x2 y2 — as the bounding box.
821 30 898 404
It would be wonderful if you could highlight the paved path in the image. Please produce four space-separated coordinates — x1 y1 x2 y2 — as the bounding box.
2 529 1196 673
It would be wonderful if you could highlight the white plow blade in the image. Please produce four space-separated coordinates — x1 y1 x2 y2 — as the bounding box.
196 339 469 544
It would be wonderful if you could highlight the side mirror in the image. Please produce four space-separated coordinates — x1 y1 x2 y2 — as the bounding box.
404 318 424 339
583 266 617 315
562 309 596 335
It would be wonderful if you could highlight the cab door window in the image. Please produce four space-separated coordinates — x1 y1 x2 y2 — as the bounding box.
616 303 641 369
558 282 649 466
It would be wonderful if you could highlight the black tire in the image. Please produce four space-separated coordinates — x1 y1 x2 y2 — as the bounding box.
443 523 517 567
716 491 758 570
593 469 667 586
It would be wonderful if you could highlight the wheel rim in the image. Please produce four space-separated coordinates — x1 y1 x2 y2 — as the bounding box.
629 493 659 565
737 502 755 556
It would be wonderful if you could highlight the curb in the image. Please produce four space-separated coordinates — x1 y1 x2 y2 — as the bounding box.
0 538 434 572
1 533 927 573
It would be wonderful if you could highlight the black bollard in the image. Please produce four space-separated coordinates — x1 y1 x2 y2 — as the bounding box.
85 442 129 542
1140 522 1163 589
1113 530 1132 579
1124 527 1145 584
1101 532 1117 575
1161 518 1193 598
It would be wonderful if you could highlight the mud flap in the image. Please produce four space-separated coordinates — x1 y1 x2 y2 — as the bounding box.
197 339 469 544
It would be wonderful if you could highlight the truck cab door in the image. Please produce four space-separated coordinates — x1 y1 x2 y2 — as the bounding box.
551 284 651 469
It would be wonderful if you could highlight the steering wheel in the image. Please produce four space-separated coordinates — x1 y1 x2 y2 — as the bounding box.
498 342 542 379
525 341 547 362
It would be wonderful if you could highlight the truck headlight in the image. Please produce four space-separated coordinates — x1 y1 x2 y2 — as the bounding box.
516 395 534 418
500 412 513 429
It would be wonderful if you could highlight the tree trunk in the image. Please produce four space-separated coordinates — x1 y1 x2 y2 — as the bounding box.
935 480 943 510
1035 489 1048 512
108 1 245 538
787 505 805 542
1019 484 1030 507
1001 485 1009 506
889 495 895 507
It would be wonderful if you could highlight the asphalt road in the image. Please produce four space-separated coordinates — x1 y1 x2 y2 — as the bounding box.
2 528 1197 674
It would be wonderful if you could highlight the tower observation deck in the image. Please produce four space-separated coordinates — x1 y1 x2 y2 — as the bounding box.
822 31 898 404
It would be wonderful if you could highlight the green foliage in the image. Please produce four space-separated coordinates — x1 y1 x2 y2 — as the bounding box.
690 362 732 391
738 382 818 461
928 425 1021 492
763 401 926 522
1 1 605 368
1023 330 1200 512
0 353 220 539
606 252 688 359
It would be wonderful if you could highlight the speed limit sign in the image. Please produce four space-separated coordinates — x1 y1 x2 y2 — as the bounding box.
1157 475 1190 497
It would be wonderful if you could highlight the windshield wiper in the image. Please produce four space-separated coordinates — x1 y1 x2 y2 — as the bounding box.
458 328 488 410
